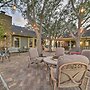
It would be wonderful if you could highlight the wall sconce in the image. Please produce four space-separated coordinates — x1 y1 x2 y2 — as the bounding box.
14 37 17 41
13 32 15 35
12 4 16 10
21 31 23 33
85 41 89 46
80 41 83 46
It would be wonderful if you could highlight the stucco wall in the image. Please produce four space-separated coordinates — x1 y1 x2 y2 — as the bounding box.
0 13 12 48
21 37 28 49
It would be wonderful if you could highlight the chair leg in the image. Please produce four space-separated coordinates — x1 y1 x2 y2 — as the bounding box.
44 63 48 71
6 56 10 62
1 57 3 63
27 57 31 68
27 63 30 68
79 86 82 90
80 76 89 90
27 57 34 68
8 56 10 62
53 82 57 90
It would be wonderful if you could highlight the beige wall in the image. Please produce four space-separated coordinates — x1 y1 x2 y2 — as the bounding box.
0 13 12 48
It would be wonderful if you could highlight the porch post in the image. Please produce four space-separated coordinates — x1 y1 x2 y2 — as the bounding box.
69 40 72 50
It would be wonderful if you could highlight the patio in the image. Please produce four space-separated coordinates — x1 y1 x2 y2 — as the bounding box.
0 52 90 90
0 0 90 90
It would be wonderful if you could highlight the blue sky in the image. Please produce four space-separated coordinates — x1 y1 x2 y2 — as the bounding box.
7 9 27 27
1 7 27 27
11 11 27 27
1 0 68 27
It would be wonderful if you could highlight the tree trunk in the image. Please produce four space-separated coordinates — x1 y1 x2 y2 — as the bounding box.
36 30 42 56
75 37 81 52
49 39 52 52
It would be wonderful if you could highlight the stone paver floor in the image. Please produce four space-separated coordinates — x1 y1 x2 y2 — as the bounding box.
0 52 53 90
0 52 90 90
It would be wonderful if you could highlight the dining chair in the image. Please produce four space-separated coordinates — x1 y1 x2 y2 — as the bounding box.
28 48 44 67
81 50 90 73
50 55 89 90
81 50 90 61
53 47 65 59
0 50 10 63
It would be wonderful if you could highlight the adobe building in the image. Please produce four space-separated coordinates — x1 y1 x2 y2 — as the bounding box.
0 11 37 50
0 11 90 51
0 11 12 48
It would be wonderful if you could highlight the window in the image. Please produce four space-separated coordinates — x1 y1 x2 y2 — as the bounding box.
14 37 20 47
34 39 37 47
29 38 33 47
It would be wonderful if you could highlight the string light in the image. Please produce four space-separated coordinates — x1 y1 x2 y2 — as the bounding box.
32 23 39 30
12 4 16 10
80 27 83 33
80 7 85 13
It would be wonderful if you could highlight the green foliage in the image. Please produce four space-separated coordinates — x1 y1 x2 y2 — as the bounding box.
18 0 63 38
0 0 3 3
0 25 4 39
0 0 12 8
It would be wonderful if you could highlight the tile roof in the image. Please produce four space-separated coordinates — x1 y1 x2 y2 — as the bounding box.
12 25 36 37
12 25 90 38
63 30 90 38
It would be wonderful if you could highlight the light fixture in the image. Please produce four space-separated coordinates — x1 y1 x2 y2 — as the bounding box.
85 41 89 46
14 37 17 41
32 23 39 30
51 36 53 39
80 7 85 13
80 41 83 45
4 33 7 35
56 37 58 39
81 20 84 24
80 27 83 33
33 23 36 27
21 31 23 33
13 32 15 35
12 4 16 10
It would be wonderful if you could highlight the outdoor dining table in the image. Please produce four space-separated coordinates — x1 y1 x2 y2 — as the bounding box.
43 55 89 82
43 55 89 66
43 56 58 81
43 56 57 67
43 55 89 72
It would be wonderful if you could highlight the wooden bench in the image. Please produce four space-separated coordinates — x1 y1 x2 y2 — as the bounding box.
8 47 20 55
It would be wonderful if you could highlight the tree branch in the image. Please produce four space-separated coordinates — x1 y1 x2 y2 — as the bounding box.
41 0 46 15
70 0 82 29
63 20 76 39
39 0 48 34
70 0 80 19
26 0 33 23
31 0 36 22
81 16 90 25
84 24 90 30
0 0 12 8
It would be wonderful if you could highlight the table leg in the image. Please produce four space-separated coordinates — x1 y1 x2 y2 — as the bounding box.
1 57 4 63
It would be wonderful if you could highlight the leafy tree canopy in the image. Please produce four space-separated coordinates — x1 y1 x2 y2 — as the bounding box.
0 25 5 39
0 0 90 51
